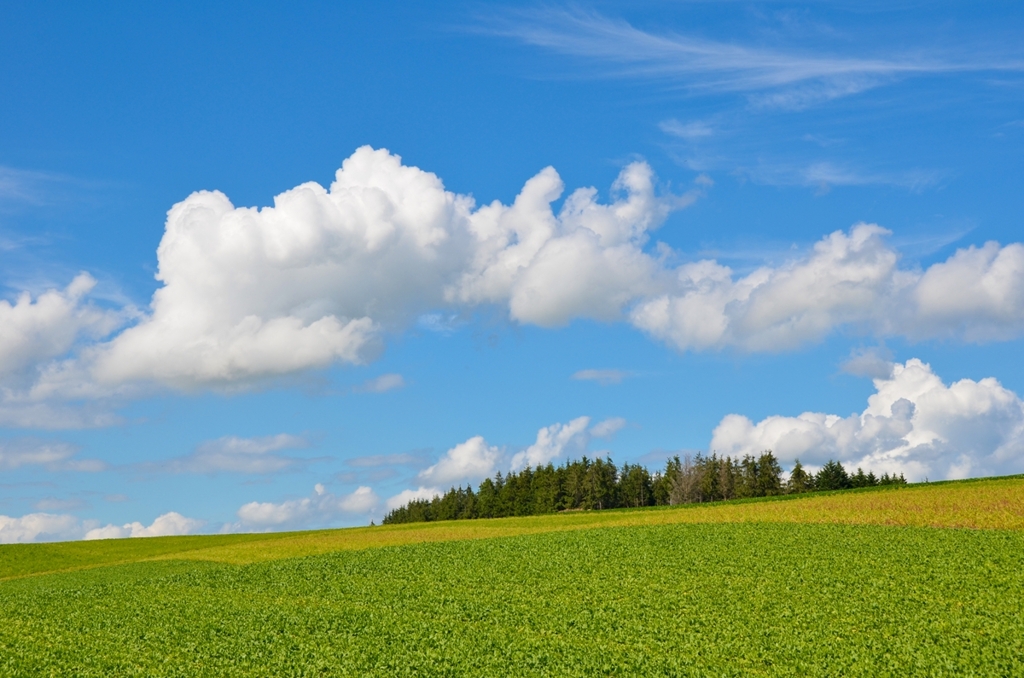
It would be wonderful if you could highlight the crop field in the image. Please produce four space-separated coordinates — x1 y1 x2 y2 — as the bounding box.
2 477 1023 676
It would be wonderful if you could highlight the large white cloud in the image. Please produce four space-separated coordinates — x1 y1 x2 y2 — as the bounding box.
89 148 681 388
2 147 1024 415
711 358 1024 481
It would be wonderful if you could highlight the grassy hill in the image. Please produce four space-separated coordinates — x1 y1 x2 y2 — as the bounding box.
2 476 1023 675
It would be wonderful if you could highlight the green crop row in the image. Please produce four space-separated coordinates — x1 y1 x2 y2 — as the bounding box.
2 522 1022 676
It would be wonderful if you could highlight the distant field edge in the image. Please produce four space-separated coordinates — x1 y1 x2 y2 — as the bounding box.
2 473 1023 581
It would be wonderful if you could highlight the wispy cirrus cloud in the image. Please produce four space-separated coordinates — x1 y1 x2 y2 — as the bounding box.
489 8 1024 107
354 373 406 394
737 160 946 192
162 434 310 474
346 450 432 468
0 439 105 472
572 368 631 385
0 167 58 206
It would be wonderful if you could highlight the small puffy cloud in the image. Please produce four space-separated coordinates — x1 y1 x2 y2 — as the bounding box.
84 511 204 540
417 435 502 486
235 498 311 528
338 486 379 513
233 484 380 531
711 358 1024 481
510 416 591 470
591 417 627 438
354 373 405 393
0 512 84 544
572 368 630 385
386 415 608 513
165 433 308 474
0 439 104 472
386 486 442 511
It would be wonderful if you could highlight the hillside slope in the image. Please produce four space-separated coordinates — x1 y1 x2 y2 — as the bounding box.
4 474 1023 581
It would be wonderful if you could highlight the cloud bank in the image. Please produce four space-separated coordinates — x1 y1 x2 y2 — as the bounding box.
711 358 1024 482
1 147 1023 425
0 510 202 544
84 512 204 540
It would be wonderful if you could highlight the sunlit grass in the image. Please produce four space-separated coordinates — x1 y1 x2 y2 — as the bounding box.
3 474 1023 581
3 522 1023 675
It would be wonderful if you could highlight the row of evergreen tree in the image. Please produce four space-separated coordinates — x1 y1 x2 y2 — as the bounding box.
382 452 907 524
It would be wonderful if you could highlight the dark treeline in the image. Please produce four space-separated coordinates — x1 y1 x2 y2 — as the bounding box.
383 453 907 525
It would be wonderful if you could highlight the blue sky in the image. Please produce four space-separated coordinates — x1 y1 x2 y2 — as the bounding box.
2 1 1024 541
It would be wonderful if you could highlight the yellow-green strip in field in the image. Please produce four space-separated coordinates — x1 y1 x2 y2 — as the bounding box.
3 475 1023 581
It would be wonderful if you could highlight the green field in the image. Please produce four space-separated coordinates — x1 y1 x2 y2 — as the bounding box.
2 478 1023 676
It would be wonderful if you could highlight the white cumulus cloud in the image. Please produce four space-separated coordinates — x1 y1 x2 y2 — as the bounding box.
710 358 1024 481
510 416 591 470
90 147 483 389
2 147 1023 422
630 224 1024 352
912 241 1024 341
0 512 85 544
233 484 379 531
0 509 203 543
0 273 124 383
5 147 685 399
385 486 443 511
84 511 204 540
417 435 502 486
590 417 627 438
386 416 603 511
